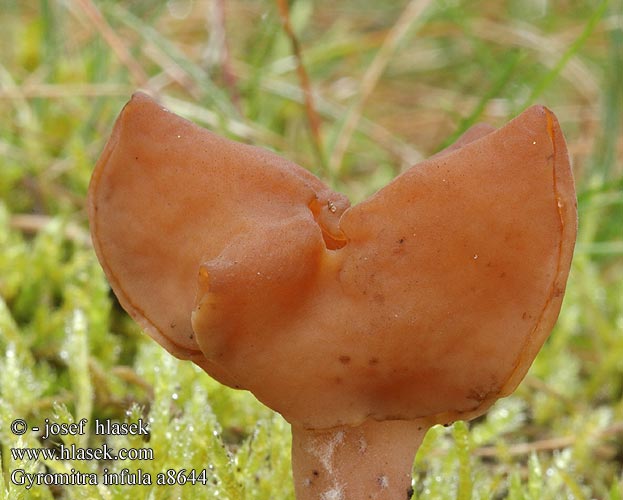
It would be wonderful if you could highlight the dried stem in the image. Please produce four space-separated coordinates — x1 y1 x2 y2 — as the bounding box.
0 83 130 99
72 0 150 89
207 0 242 112
328 0 434 174
291 419 428 500
473 421 623 458
276 0 326 172
10 214 91 247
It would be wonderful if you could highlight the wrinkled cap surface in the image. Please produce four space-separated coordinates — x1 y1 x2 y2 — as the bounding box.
89 93 577 429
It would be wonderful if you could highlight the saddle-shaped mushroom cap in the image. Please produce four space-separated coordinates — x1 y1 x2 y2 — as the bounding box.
89 93 576 432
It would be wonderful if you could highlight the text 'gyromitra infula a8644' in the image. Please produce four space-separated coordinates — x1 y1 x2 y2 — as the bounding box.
88 92 577 500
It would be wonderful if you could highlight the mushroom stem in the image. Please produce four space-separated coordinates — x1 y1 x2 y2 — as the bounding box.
291 419 428 500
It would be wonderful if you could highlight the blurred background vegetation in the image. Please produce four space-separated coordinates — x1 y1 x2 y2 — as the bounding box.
0 0 621 498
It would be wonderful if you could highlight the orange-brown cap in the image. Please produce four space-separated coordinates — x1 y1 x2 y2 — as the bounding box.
89 94 577 430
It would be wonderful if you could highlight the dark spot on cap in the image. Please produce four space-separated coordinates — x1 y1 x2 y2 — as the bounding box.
339 355 351 364
312 470 319 477
368 357 379 366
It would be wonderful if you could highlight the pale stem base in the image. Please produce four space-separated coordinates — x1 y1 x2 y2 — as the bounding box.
291 419 428 500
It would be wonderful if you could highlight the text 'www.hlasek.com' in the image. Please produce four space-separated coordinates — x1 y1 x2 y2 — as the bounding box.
9 417 210 489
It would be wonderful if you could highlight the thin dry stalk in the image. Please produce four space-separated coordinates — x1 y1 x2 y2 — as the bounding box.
328 0 434 174
72 0 150 89
10 214 91 247
472 18 599 102
0 83 130 99
473 422 623 458
276 0 326 170
207 0 242 112
143 43 201 98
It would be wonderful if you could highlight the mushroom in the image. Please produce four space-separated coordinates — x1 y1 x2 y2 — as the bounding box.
88 93 577 499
